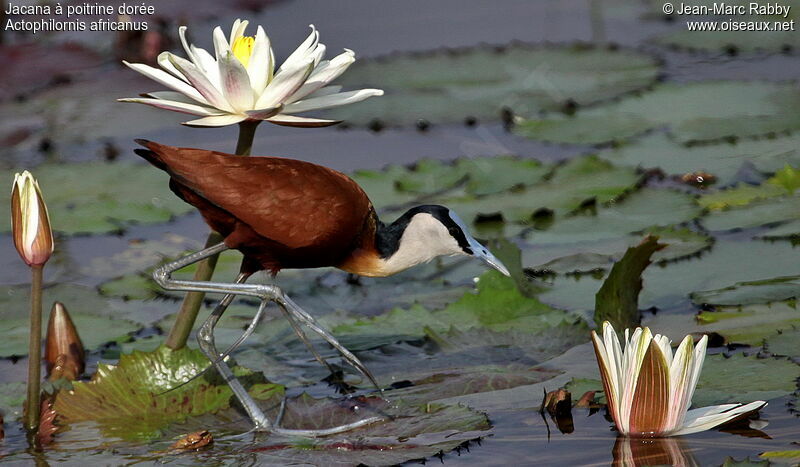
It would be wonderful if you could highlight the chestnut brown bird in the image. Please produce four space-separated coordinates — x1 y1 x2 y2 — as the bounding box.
135 139 510 436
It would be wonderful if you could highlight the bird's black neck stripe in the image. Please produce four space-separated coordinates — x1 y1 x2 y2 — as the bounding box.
374 205 472 259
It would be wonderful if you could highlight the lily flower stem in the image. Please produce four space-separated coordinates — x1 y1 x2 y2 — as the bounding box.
25 265 43 433
165 120 261 350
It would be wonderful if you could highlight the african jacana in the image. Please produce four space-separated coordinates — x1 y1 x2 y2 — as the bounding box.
135 139 510 436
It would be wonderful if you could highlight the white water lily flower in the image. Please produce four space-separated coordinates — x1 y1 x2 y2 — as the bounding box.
119 19 383 127
592 322 766 437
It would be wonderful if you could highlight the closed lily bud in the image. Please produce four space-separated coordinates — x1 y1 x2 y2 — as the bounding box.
45 302 85 380
11 171 54 267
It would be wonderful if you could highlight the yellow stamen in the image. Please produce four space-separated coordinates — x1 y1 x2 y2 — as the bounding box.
231 36 255 68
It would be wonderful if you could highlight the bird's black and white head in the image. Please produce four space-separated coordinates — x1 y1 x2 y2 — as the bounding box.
375 205 510 277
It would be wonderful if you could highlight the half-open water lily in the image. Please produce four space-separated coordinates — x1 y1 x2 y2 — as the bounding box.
119 19 383 127
592 321 766 437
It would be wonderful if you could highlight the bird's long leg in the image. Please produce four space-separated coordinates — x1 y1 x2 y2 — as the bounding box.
154 243 383 435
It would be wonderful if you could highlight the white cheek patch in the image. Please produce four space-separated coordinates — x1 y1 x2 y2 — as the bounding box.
380 213 465 275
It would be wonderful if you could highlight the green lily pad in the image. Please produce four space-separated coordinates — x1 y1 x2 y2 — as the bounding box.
526 227 711 274
445 155 641 225
649 0 800 53
691 276 800 306
0 162 194 235
396 156 553 196
702 194 800 232
0 284 142 357
541 238 800 314
764 327 800 358
760 451 800 462
515 82 800 145
0 382 26 421
695 301 800 346
326 43 660 126
693 353 800 407
80 235 202 280
597 133 800 186
53 345 282 440
525 188 701 245
334 270 575 342
698 164 800 210
564 378 607 404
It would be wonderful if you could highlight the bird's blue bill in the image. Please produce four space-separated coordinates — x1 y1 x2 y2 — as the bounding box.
466 235 511 277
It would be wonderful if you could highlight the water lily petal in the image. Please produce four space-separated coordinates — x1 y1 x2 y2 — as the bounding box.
156 52 187 81
288 50 355 102
244 106 282 120
619 327 651 433
212 26 230 60
672 401 767 436
311 43 327 67
279 25 318 73
256 58 314 109
248 26 273 95
118 97 223 116
183 114 247 127
218 51 255 111
229 19 249 45
306 85 343 98
168 53 232 112
177 26 199 64
266 114 341 127
592 329 623 433
666 335 694 431
123 61 207 104
283 89 384 114
628 339 670 436
191 46 222 89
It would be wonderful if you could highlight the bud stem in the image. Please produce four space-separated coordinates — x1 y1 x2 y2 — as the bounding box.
25 265 43 433
165 120 261 350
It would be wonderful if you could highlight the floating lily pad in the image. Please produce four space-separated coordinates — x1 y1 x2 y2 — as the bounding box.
515 82 800 145
764 327 800 358
0 162 194 235
693 353 800 407
702 195 800 232
526 227 711 274
395 156 553 196
0 284 142 357
525 188 701 245
598 133 800 186
80 235 203 280
698 164 800 210
53 345 281 440
695 301 800 346
334 271 575 343
540 239 800 314
691 276 800 306
326 44 660 126
445 156 641 225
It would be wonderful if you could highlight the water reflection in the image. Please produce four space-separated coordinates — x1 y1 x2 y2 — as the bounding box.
612 437 699 467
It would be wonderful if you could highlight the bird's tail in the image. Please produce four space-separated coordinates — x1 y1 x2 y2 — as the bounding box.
133 139 171 172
